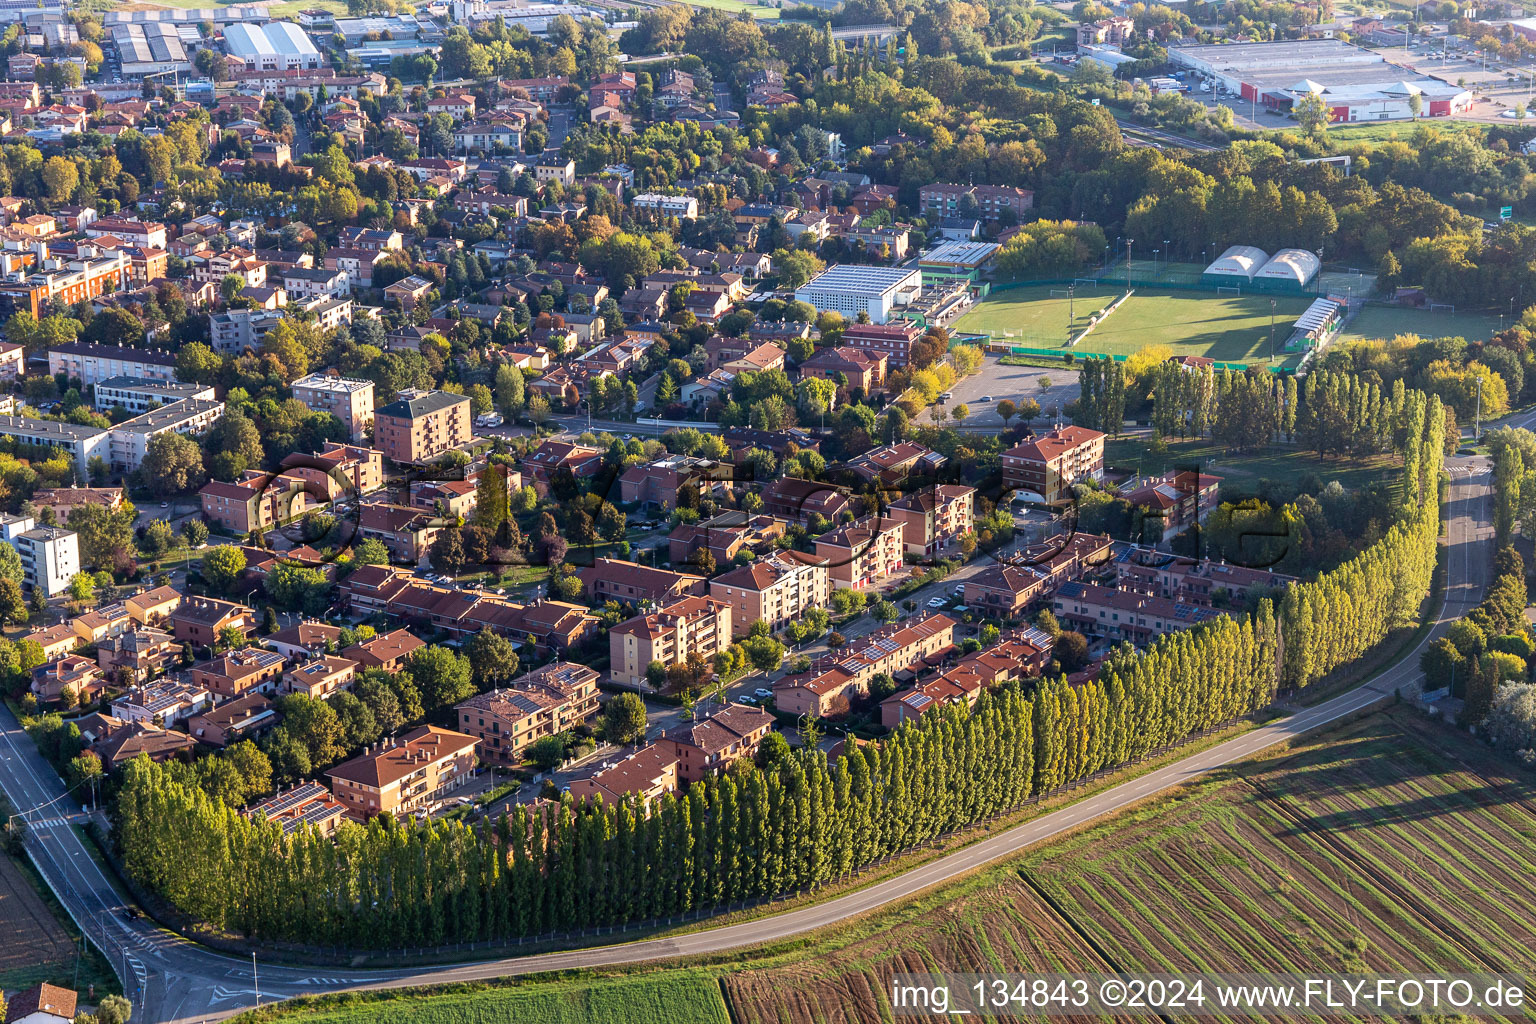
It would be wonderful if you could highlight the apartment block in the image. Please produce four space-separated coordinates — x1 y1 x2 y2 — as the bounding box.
570 700 773 803
47 342 175 386
373 389 472 464
577 557 707 606
813 515 905 590
291 374 375 442
191 646 287 700
281 655 358 699
609 595 732 686
15 525 78 597
885 484 975 557
326 725 478 818
171 596 255 648
454 662 600 764
709 553 829 637
1001 426 1106 505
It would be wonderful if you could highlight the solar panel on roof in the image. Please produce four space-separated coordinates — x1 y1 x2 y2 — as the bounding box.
506 693 541 714
253 781 325 818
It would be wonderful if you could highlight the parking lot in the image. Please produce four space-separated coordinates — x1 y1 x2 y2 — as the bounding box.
941 355 1082 429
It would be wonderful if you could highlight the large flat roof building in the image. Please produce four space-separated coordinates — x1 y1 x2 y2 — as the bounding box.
1169 39 1471 121
224 22 324 71
112 22 191 77
795 264 922 324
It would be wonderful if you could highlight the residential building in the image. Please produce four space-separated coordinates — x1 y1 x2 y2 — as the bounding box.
798 345 886 392
632 192 699 219
96 627 178 683
281 266 350 300
880 626 1053 728
667 511 786 567
279 441 384 498
838 321 924 369
709 552 829 637
577 557 707 606
92 376 214 415
125 585 182 626
533 154 575 184
1115 548 1291 607
373 389 472 464
0 417 108 476
774 613 957 717
1051 580 1223 644
28 486 123 520
171 596 255 648
846 442 947 485
760 477 852 525
962 532 1114 617
83 216 167 249
106 398 226 473
292 374 376 442
110 679 210 727
1001 426 1106 504
209 308 285 354
918 183 1034 222
610 595 733 686
569 744 678 803
198 471 312 534
15 525 77 597
886 484 975 556
1120 469 1222 534
191 646 287 700
31 655 105 705
326 725 479 817
5 985 77 1024
243 779 348 836
70 603 132 645
813 515 905 590
357 502 445 563
617 454 733 507
342 627 425 671
454 662 600 764
282 655 359 698
0 341 24 379
24 622 80 662
794 264 922 324
266 621 345 661
522 439 604 484
90 721 196 769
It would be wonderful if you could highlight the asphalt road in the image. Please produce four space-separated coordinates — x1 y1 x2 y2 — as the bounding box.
0 455 1491 1023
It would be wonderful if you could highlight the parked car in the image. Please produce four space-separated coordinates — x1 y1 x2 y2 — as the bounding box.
753 687 773 699
927 596 947 608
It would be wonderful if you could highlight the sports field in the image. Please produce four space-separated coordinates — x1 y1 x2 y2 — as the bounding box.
957 285 1313 367
675 0 780 17
1338 303 1505 344
951 284 1119 346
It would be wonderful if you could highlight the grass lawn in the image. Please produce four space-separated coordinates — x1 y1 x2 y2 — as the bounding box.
1102 436 1398 493
1085 289 1313 366
238 973 729 1024
1338 302 1506 344
951 283 1119 347
1322 119 1489 143
959 286 1313 366
674 0 780 18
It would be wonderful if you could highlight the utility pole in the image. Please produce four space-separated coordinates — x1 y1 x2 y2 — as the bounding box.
1269 298 1276 364
1067 283 1075 333
1475 374 1483 439
253 951 260 1008
1125 238 1133 291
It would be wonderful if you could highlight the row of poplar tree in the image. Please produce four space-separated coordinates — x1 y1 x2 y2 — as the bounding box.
114 379 1445 949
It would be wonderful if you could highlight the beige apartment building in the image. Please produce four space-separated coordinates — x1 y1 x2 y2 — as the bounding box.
813 515 906 590
886 484 976 557
372 389 472 464
454 662 600 764
709 552 829 637
773 612 957 717
609 595 732 685
291 374 376 443
325 725 478 818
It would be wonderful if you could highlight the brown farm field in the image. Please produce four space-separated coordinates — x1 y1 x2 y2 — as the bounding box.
722 707 1536 1023
253 709 1536 1024
0 852 76 988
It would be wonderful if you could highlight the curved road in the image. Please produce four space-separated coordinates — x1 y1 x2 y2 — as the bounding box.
0 454 1492 1023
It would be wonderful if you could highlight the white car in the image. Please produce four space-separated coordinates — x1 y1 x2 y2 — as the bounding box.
927 596 946 608
753 687 773 700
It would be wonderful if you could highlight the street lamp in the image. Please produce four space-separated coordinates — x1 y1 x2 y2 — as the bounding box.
1164 238 1170 270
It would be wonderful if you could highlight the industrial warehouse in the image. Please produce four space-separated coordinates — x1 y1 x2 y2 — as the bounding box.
1168 39 1473 122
